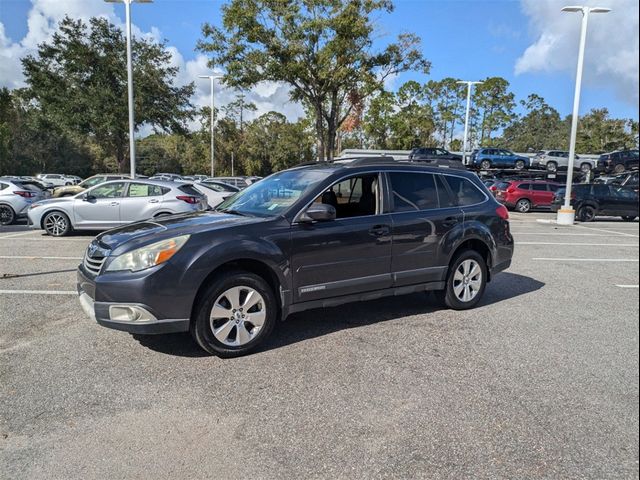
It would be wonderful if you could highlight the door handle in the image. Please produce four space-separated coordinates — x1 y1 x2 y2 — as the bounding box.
442 217 459 228
369 225 390 236
148 199 159 203
110 202 119 206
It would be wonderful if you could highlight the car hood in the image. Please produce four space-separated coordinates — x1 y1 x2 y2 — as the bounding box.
32 197 76 207
96 211 271 253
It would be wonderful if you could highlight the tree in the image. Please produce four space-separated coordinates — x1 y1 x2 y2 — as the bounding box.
426 78 465 147
363 91 396 149
473 77 516 145
198 0 429 161
389 80 435 149
502 94 566 152
22 16 194 172
575 108 636 153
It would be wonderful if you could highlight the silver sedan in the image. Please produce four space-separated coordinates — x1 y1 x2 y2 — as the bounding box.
27 179 207 236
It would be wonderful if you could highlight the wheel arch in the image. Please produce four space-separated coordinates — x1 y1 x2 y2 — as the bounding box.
39 208 71 229
447 234 495 282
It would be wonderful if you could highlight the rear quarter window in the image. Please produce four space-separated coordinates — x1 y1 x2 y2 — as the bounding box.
440 175 486 207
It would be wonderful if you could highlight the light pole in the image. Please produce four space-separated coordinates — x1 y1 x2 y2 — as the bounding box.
105 0 152 178
557 5 611 225
198 74 223 177
457 80 483 166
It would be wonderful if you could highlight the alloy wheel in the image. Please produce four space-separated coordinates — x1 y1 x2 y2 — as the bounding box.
209 286 266 346
480 160 491 170
547 162 557 172
515 160 526 170
516 199 531 213
452 259 482 303
0 205 14 225
44 213 68 236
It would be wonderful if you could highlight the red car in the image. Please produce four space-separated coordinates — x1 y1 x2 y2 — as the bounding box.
494 180 561 213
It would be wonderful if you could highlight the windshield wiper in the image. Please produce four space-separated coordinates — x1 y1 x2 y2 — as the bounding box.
216 208 251 216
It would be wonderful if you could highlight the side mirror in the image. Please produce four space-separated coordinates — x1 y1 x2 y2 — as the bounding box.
298 203 336 223
83 194 96 201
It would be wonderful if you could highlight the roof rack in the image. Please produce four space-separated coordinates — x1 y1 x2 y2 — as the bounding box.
296 156 396 167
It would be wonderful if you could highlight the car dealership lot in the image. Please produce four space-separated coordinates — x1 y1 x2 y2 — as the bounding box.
1 214 638 479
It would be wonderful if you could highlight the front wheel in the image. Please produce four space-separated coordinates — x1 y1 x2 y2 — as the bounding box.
191 270 277 357
577 205 596 222
480 160 492 170
546 162 558 173
580 163 592 173
434 250 488 310
614 163 625 174
43 211 72 236
0 204 15 225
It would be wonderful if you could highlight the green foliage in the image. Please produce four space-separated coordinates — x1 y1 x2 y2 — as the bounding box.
502 94 567 152
198 0 430 160
473 77 516 144
21 16 194 172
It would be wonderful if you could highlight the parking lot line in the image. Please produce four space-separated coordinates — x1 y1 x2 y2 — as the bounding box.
518 242 639 246
0 289 77 295
0 255 82 260
615 285 639 288
0 237 90 242
0 231 43 239
533 258 639 262
513 232 632 237
574 224 639 238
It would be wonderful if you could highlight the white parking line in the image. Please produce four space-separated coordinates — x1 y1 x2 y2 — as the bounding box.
0 255 82 260
0 289 77 295
0 237 90 242
574 224 639 238
513 232 631 237
0 231 42 239
533 258 639 262
615 285 639 288
518 242 639 247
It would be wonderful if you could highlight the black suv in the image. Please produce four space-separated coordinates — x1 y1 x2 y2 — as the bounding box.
77 158 514 357
551 183 639 222
596 149 639 174
408 147 462 165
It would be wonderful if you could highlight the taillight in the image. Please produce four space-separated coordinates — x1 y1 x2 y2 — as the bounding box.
489 185 497 191
14 190 36 198
506 187 515 193
176 195 199 204
496 205 509 220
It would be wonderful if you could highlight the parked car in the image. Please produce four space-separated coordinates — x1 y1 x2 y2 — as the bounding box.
28 179 207 236
66 175 83 184
551 184 639 222
0 178 49 225
182 175 209 182
471 149 530 170
193 181 239 208
494 180 560 213
596 149 639 174
36 174 76 187
53 174 130 197
208 176 250 189
594 171 639 192
149 173 184 182
532 150 594 173
409 147 462 163
76 159 514 357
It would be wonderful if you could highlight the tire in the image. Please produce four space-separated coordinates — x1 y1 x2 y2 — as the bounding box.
546 161 558 173
0 204 15 225
43 211 72 236
514 160 526 170
65 182 72 186
614 163 625 174
577 205 596 222
580 163 592 173
515 198 532 213
621 216 637 222
434 250 488 310
191 270 277 357
480 160 491 170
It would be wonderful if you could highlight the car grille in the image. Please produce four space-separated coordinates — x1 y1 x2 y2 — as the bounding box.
83 255 106 276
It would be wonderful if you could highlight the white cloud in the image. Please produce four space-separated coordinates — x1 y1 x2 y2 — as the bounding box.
0 0 304 129
516 0 639 106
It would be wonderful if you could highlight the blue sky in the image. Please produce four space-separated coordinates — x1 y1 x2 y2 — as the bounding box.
1 0 638 123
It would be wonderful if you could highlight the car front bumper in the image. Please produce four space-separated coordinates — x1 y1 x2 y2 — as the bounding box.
77 267 190 334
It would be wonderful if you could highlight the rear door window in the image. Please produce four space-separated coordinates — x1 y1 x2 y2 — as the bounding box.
532 184 547 191
127 183 164 197
440 175 486 206
389 172 439 212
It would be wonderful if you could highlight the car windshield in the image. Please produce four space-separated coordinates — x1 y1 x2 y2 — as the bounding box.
215 169 330 217
81 176 104 188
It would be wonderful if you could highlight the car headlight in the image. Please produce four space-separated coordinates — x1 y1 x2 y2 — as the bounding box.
106 235 190 272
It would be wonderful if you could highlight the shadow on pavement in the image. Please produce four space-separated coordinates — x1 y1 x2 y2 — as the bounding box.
133 272 544 358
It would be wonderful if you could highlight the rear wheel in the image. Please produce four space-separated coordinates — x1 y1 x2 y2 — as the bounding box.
514 159 526 170
580 163 592 173
0 204 15 225
621 216 637 222
191 270 277 357
43 211 72 236
434 250 487 310
546 161 558 172
480 160 492 170
614 163 625 174
515 199 532 213
577 205 596 222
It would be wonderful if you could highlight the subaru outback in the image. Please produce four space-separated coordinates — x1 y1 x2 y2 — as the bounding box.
77 158 514 357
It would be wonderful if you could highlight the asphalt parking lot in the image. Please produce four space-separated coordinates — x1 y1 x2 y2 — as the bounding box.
1 213 638 479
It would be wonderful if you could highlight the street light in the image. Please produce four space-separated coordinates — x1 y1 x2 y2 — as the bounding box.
198 74 223 177
557 5 611 225
457 80 483 166
105 0 152 178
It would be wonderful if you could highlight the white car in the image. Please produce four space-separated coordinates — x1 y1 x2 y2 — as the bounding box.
532 150 595 173
36 174 76 187
194 180 240 208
